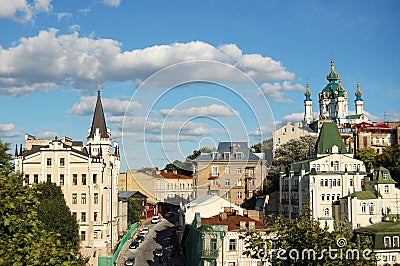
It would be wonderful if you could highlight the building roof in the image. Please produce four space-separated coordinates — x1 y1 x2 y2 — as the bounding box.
88 89 108 139
201 213 264 231
355 221 400 234
194 141 261 162
346 190 380 200
118 190 148 201
315 122 347 154
370 166 397 185
159 171 192 179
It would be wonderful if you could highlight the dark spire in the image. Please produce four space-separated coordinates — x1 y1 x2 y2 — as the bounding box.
88 84 108 139
15 144 18 157
19 144 23 157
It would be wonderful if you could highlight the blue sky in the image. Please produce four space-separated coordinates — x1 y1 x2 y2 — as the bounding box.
1 0 399 171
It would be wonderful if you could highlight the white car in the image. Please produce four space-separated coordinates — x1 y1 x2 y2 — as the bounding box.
151 215 160 224
140 227 149 235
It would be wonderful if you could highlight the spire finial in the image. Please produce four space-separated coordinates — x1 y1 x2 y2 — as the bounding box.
355 81 363 100
97 81 101 96
15 144 18 157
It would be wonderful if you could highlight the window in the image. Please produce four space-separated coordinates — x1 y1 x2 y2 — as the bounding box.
80 231 86 241
369 202 374 214
337 179 341 186
337 194 340 200
212 166 219 176
237 179 242 186
81 193 86 204
329 179 332 187
24 174 29 185
210 239 217 251
94 212 98 222
324 179 328 186
322 194 325 201
383 172 388 180
225 191 230 199
350 179 353 186
82 174 86 185
324 207 330 216
224 152 230 160
237 192 242 199
250 178 255 186
353 164 357 172
384 236 391 248
46 174 51 183
332 179 336 186
361 203 366 213
60 174 64 185
225 179 230 187
72 212 77 220
46 158 52 166
81 212 86 222
320 179 324 186
385 185 389 194
59 158 65 167
333 161 339 171
237 167 242 174
393 236 399 248
93 173 97 184
72 193 77 204
229 239 237 251
73 174 77 185
327 194 330 201
316 164 320 172
94 193 99 204
248 190 253 198
224 167 230 174
34 174 38 184
236 152 243 160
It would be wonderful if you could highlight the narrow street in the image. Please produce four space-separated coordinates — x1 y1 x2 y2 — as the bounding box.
117 212 184 266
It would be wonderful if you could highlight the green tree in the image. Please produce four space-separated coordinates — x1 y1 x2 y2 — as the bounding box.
0 140 85 265
251 138 273 153
186 147 215 160
36 182 80 249
128 198 142 225
355 148 377 170
241 214 375 265
376 145 400 182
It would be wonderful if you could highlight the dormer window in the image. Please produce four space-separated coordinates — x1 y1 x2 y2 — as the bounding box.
212 152 218 160
383 172 388 180
236 152 243 160
224 152 230 160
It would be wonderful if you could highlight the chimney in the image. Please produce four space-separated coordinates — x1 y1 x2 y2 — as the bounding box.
220 212 228 221
248 221 255 230
239 221 246 230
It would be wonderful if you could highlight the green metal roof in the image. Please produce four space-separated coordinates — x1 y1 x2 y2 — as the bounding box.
346 114 362 119
356 221 400 234
347 190 380 200
326 60 340 81
355 82 363 101
315 122 347 154
370 166 397 185
304 83 312 101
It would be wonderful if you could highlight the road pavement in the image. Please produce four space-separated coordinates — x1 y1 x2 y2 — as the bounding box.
117 212 184 266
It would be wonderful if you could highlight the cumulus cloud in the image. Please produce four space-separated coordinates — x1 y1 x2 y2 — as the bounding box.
0 29 295 96
69 24 80 32
56 12 71 21
0 0 52 23
0 123 20 138
160 104 239 117
67 96 142 116
35 129 58 139
260 81 304 103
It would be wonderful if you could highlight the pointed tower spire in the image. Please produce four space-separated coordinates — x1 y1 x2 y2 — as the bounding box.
19 144 23 157
304 82 313 124
15 144 19 157
88 84 109 139
355 82 364 116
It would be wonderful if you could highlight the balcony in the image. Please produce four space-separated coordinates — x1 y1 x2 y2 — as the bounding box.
201 249 218 259
208 173 219 180
209 184 220 191
245 174 255 179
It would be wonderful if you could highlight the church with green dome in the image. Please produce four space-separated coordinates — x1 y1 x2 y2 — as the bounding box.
304 60 369 126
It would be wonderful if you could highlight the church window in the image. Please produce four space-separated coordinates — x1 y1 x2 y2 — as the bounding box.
361 203 366 213
324 207 330 216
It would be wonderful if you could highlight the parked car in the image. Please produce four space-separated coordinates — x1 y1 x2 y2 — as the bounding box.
151 215 160 224
154 247 163 257
124 256 135 266
129 240 139 249
136 235 144 243
140 227 149 235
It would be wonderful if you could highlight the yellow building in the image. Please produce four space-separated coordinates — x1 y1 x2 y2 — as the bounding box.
15 90 120 266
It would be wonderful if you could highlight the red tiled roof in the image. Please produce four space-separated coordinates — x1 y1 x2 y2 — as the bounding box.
159 172 192 179
201 214 265 231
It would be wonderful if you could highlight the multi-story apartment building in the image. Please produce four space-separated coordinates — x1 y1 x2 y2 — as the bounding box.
14 89 120 265
185 209 265 266
192 141 266 206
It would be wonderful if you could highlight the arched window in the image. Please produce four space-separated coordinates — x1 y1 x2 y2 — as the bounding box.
361 202 366 213
369 202 374 214
324 207 330 216
333 161 339 171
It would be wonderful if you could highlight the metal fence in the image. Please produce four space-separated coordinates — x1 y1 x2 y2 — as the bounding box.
98 223 138 266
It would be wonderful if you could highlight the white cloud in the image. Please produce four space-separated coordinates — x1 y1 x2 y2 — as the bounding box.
0 123 20 138
0 29 296 96
56 12 71 21
35 129 58 139
260 81 304 103
0 0 52 23
248 125 274 137
160 104 239 117
103 0 121 7
67 96 142 116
